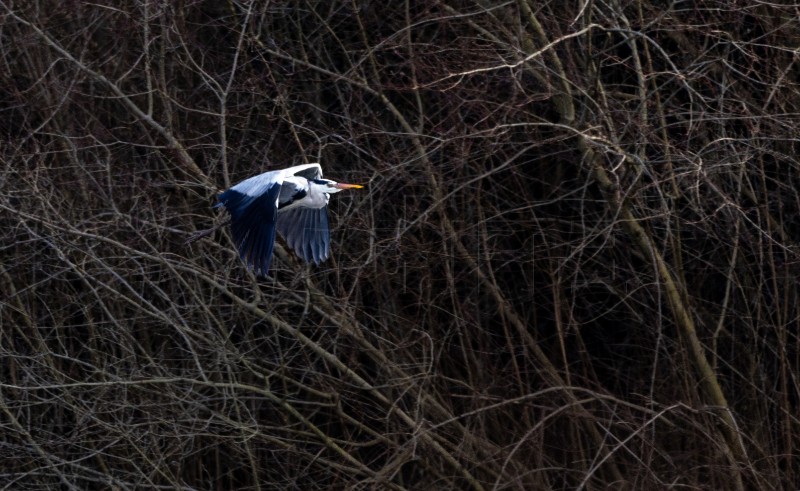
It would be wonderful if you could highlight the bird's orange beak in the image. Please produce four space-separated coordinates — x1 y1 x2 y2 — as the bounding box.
334 183 364 190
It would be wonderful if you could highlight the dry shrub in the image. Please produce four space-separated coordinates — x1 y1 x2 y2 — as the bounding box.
1 1 799 489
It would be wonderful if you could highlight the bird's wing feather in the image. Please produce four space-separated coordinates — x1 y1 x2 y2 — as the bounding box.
287 163 322 181
276 206 330 264
217 182 281 276
228 169 283 197
277 178 308 208
226 164 319 196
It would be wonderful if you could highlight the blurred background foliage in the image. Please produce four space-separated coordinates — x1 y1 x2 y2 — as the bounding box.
1 1 799 489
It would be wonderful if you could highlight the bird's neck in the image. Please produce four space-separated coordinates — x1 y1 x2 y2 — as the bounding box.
304 181 331 208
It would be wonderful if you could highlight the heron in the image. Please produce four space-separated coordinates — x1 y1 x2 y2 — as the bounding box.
210 163 363 276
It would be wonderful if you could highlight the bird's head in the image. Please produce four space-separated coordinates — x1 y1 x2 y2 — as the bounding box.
311 178 364 194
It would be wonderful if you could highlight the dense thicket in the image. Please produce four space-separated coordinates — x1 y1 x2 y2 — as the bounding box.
2 1 799 489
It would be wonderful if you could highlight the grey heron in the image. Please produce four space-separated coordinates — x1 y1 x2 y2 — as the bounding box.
215 163 363 276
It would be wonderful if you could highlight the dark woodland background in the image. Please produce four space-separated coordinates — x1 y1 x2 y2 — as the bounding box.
2 1 800 489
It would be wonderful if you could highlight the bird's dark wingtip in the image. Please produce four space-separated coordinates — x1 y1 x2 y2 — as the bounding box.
223 185 280 276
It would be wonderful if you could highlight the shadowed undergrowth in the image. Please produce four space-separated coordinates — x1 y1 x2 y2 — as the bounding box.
1 2 799 489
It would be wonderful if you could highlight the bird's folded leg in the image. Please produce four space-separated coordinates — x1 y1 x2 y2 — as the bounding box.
184 217 231 245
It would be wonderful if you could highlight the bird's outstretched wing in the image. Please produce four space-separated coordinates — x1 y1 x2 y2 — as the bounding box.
216 183 281 276
222 164 320 198
275 163 330 264
276 207 330 265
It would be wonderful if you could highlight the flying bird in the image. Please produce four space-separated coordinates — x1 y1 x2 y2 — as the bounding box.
215 163 363 276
